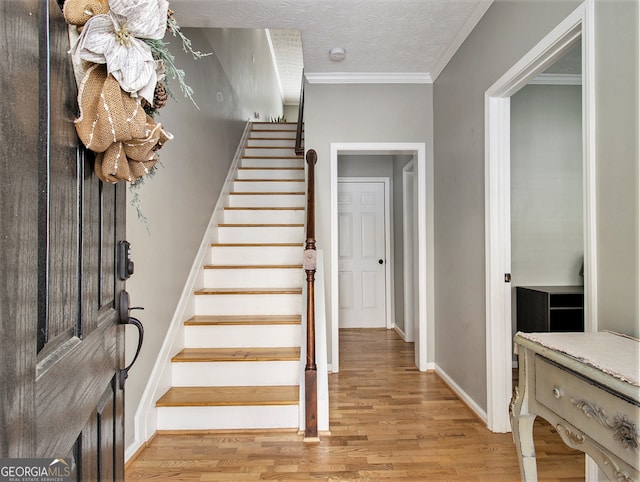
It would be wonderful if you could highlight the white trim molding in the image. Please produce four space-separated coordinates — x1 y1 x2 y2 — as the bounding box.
484 1 596 434
431 0 494 80
529 73 582 85
305 72 432 84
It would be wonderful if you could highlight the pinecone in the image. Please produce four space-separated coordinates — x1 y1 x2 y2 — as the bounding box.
153 82 168 109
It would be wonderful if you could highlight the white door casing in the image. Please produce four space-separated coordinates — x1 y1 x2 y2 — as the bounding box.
330 143 433 373
338 180 388 328
484 1 596 434
403 161 417 345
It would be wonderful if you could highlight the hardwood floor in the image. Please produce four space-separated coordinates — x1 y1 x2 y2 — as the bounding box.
126 329 584 481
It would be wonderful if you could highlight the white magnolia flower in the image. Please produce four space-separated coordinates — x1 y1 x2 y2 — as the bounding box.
72 0 169 103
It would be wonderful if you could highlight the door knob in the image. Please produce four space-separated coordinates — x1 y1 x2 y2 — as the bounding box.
118 291 144 388
378 259 384 264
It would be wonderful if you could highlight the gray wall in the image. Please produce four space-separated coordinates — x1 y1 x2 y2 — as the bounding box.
433 0 583 411
124 28 282 448
434 0 639 412
594 0 639 335
305 83 434 369
511 83 583 343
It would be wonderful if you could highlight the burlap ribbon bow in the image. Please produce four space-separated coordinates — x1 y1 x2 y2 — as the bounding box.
75 63 172 183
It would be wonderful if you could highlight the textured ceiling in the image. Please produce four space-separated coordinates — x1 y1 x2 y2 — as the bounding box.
171 0 493 102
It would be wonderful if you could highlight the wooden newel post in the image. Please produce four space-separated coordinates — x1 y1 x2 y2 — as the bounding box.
304 149 318 439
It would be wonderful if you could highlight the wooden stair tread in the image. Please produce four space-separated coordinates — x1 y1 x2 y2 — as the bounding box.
156 386 299 407
184 315 301 326
218 223 303 227
195 287 302 295
229 191 304 195
172 347 300 363
204 264 302 269
242 156 302 159
211 243 303 247
234 179 304 182
244 146 299 150
224 207 304 211
238 167 304 170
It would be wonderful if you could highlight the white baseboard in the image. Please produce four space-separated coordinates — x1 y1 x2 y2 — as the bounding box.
435 364 488 424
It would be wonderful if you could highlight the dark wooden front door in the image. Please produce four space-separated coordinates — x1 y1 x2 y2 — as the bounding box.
1 0 126 478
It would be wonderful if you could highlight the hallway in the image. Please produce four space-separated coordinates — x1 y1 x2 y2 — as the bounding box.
125 329 584 480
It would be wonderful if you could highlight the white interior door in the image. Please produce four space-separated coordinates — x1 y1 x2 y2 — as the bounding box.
338 181 386 328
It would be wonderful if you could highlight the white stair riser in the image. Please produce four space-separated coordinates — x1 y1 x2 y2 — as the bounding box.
210 245 302 265
217 226 303 244
253 123 297 131
195 293 301 316
241 158 303 168
228 193 304 207
237 168 304 180
204 268 303 288
232 180 305 193
250 130 296 139
247 138 296 147
185 323 301 348
244 148 296 157
223 209 304 224
172 361 299 387
157 405 298 430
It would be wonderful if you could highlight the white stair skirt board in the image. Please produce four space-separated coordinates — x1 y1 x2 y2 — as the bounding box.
217 225 304 244
156 405 299 431
232 180 305 193
204 267 304 289
236 169 304 180
228 193 304 208
195 293 301 316
172 361 299 387
210 245 302 265
244 148 298 158
241 158 303 169
247 138 296 147
184 324 301 348
223 209 305 224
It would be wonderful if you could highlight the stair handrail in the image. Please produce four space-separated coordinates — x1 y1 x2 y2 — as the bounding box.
295 71 304 156
303 149 318 439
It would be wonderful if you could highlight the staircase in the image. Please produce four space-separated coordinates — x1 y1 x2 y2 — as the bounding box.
155 122 306 431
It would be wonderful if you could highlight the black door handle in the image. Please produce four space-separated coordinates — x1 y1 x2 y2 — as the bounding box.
118 291 144 388
378 259 384 264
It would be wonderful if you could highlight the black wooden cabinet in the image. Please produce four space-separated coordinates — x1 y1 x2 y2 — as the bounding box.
516 286 584 332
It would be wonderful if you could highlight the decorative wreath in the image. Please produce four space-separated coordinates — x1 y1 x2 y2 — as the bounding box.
64 0 208 184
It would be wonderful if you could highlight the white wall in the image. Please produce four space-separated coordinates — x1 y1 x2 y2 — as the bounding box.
305 82 433 369
203 28 283 122
124 27 282 449
511 84 583 287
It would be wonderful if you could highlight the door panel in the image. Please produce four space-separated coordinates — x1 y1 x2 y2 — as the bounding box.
338 181 386 328
1 0 125 477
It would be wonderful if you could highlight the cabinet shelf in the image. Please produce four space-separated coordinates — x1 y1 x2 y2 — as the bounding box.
516 285 584 333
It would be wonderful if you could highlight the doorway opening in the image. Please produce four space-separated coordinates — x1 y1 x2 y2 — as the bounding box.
484 2 596 433
330 143 433 373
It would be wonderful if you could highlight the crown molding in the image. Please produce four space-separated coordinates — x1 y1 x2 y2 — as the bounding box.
304 72 432 84
431 0 494 81
529 73 582 85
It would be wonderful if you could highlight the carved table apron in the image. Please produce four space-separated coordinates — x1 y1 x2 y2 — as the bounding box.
511 331 639 481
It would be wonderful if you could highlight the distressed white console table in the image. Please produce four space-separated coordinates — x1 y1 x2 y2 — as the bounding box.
511 331 640 481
